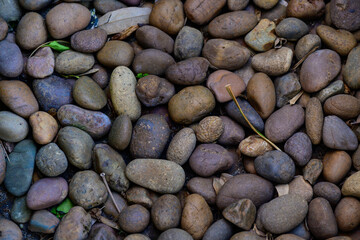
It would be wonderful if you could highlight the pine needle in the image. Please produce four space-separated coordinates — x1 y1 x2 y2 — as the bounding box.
292 46 319 71
226 85 282 151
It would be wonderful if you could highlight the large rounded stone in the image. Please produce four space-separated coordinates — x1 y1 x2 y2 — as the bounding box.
0 38 23 77
16 12 47 50
0 111 29 143
166 127 196 165
284 132 312 166
305 97 323 145
108 115 132 151
174 26 203 60
73 76 107 111
97 41 134 68
71 28 107 53
36 143 68 177
343 46 360 90
330 0 360 32
55 50 94 75
275 17 308 41
324 94 360 120
132 49 175 76
342 171 360 198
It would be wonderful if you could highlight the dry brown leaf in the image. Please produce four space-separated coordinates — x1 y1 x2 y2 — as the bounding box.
111 25 139 40
89 208 120 230
289 90 304 105
213 177 226 195
274 38 287 49
275 183 289 196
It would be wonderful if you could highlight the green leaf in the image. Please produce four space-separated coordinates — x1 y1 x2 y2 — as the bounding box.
136 73 149 79
43 41 70 52
51 198 74 219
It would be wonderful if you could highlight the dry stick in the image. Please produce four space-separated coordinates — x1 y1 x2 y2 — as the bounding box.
225 85 282 151
100 172 122 214
292 46 319 71
289 90 304 105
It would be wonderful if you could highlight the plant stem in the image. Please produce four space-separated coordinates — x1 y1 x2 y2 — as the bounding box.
100 173 122 214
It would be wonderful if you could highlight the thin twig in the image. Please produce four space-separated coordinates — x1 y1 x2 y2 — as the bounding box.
292 46 319 71
0 140 10 162
100 172 122 214
226 85 282 151
289 90 304 105
29 40 70 58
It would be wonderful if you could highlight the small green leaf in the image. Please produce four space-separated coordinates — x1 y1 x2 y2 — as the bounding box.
43 41 70 52
50 198 74 219
61 74 80 79
136 73 149 79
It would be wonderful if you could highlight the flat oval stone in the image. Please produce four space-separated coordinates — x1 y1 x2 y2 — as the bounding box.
97 41 134 68
29 111 59 145
28 210 60 234
71 28 107 53
184 0 226 25
0 111 29 142
0 39 23 77
275 17 308 41
305 97 323 145
73 76 107 111
33 75 74 111
151 194 181 231
274 73 302 108
57 104 111 139
26 177 68 210
265 104 305 143
254 150 295 183
55 50 95 75
19 0 52 10
239 135 273 157
324 94 360 120
57 126 94 170
136 25 174 54
130 114 170 159
225 98 264 132
203 219 233 240
245 19 276 52
11 196 32 224
158 228 193 240
343 45 360 90
0 80 39 118
330 0 360 32
300 49 341 93
322 115 358 151
323 151 352 184
342 171 360 198
284 132 312 166
4 140 36 197
335 197 360 232
314 80 344 103
0 218 23 240
26 47 55 79
313 182 341 206
187 177 216 205
260 194 308 234
36 143 68 177
166 127 197 165
218 116 245 146
108 115 132 151
216 174 274 209
295 34 322 60
16 12 47 50
126 159 185 194
174 26 203 60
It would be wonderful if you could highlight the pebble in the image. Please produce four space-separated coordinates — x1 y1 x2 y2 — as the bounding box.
261 1 287 24
295 34 322 60
313 182 341 206
323 115 358 151
28 210 59 234
342 171 360 198
165 57 209 85
16 12 47 50
0 218 23 240
305 98 323 145
323 151 352 184
136 25 174 54
0 111 29 142
71 28 107 53
265 104 305 143
288 176 313 202
203 219 233 240
26 47 54 79
29 111 58 145
73 76 107 110
57 104 111 139
274 72 302 108
126 186 153 208
0 17 8 40
32 75 74 111
300 49 341 93
254 150 295 183
314 80 344 103
195 116 224 143
166 127 196 165
4 140 36 197
207 70 246 103
317 25 357 56
181 194 213 240
245 19 276 52
94 0 126 15
334 197 360 232
130 114 170 158
287 0 325 20
158 228 193 240
251 47 293 76
289 222 311 240
69 170 108 209
55 50 95 75
108 115 132 151
222 199 256 230
353 146 360 171
135 75 175 107
93 144 129 194
275 17 309 41
97 41 134 68
189 144 233 177
247 72 276 119
330 0 360 32
303 159 323 185
19 0 52 10
119 204 150 233
0 80 39 118
253 0 278 9
307 198 338 239
174 26 203 60
0 0 21 22
57 126 94 169
91 64 108 88
184 0 226 25
343 46 360 90
151 194 182 231
209 11 258 39
126 159 185 194
225 98 265 132
36 143 68 177
275 234 304 240
104 192 127 219
260 194 308 234
132 48 175 76
168 86 215 124
230 231 263 240
110 66 141 121
284 132 312 166
239 135 273 157
203 39 250 71
227 0 249 10
54 206 92 240
11 196 32 223
187 177 216 205
234 59 255 86
218 116 245 146
216 174 274 209
46 3 91 39
88 223 119 240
